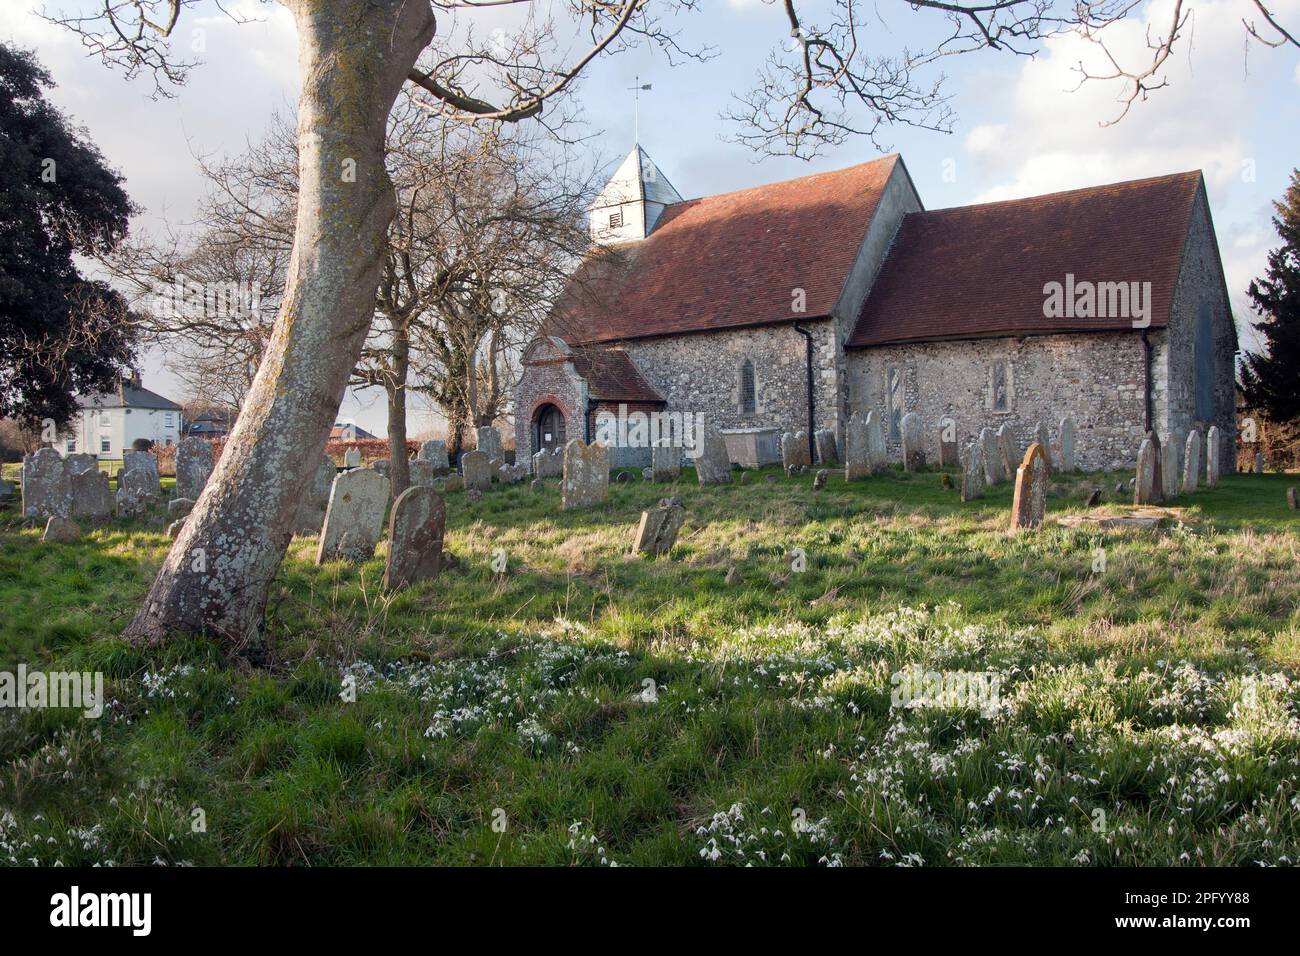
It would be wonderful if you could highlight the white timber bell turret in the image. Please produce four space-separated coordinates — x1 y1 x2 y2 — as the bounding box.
589 145 683 244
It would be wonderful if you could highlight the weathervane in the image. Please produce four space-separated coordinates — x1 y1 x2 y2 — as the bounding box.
627 76 652 143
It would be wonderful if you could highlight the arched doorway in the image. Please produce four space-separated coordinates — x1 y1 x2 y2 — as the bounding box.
534 403 566 454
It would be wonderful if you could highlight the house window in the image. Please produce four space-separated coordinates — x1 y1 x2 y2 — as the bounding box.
739 360 756 414
886 366 903 441
609 210 623 230
165 413 174 426
100 411 110 426
991 360 1011 412
100 437 111 453
66 439 76 453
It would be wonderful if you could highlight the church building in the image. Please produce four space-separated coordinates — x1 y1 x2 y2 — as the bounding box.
515 147 1237 472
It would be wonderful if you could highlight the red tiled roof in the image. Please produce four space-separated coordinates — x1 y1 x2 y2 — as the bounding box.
572 347 664 403
547 155 901 345
846 171 1203 348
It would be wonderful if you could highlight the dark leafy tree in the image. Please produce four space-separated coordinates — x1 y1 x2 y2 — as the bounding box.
0 43 136 429
1241 169 1300 426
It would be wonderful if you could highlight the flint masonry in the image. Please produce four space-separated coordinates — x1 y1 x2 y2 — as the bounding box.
515 147 1237 471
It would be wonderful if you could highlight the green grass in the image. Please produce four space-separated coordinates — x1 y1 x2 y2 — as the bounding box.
1 465 1299 866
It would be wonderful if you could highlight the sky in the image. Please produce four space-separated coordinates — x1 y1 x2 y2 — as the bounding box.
8 0 1300 438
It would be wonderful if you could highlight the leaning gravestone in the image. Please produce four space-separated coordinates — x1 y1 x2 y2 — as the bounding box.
418 439 449 469
962 441 984 501
865 411 887 473
996 424 1017 480
1205 426 1222 487
383 486 446 590
21 448 71 519
900 413 925 471
71 466 114 519
534 447 564 478
294 454 337 535
1161 435 1180 500
937 421 959 469
121 450 161 497
695 423 733 485
1134 437 1160 505
176 437 214 500
562 439 609 510
979 428 1003 485
316 468 391 564
1182 431 1202 495
1058 417 1076 472
1033 422 1053 472
651 439 680 482
343 448 362 468
844 410 870 481
812 468 828 491
461 450 492 492
1010 443 1048 534
632 497 686 556
814 428 838 465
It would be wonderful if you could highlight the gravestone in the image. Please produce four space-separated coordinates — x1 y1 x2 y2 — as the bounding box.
409 459 437 487
533 447 564 478
865 411 887 473
176 437 214 500
1161 436 1180 500
42 516 81 543
316 468 390 564
1205 426 1222 487
814 428 838 465
961 440 984 501
1033 422 1053 472
651 440 680 482
781 430 811 470
937 421 959 469
979 428 1003 485
1010 443 1048 533
813 469 828 491
1134 437 1160 505
695 423 733 485
632 497 686 556
996 424 1017 480
1144 431 1165 503
343 448 361 468
21 448 71 519
1182 431 1202 495
1058 417 1076 472
371 458 390 477
383 486 446 590
844 410 870 481
1255 452 1265 475
1289 487 1298 511
900 413 925 471
121 450 160 497
461 450 492 492
168 497 195 518
294 455 337 535
476 426 503 463
418 440 449 469
443 474 463 493
70 467 113 519
562 439 609 510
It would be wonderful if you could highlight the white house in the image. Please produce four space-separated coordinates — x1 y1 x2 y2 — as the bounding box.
64 375 184 459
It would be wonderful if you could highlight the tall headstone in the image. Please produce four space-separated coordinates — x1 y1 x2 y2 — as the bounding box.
781 430 811 469
476 426 503 464
294 455 337 535
979 428 1003 484
865 411 887 473
961 440 984 501
1144 431 1165 503
176 437 214 500
900 413 924 471
383 486 446 590
936 420 959 469
316 468 390 564
1033 422 1053 472
120 450 160 498
1182 431 1201 495
1010 443 1048 533
996 424 1017 480
409 459 437 487
1255 452 1266 475
1205 425 1222 487
461 450 492 492
844 410 870 481
21 448 71 520
1161 436 1180 500
417 439 449 469
344 448 361 469
632 497 686 556
1058 417 1076 472
562 439 609 510
651 440 680 482
814 428 838 465
1134 437 1160 505
695 423 733 485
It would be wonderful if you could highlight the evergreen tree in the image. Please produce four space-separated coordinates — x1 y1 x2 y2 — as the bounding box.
1241 169 1300 425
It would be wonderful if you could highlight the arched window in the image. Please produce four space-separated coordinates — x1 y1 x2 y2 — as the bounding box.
740 360 756 414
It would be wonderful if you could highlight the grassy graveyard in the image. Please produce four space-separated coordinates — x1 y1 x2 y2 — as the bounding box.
1 466 1299 866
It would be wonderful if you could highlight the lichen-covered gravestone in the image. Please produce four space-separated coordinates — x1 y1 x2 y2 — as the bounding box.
996 424 1017 480
1033 422 1053 472
1182 431 1201 495
70 464 114 519
418 439 449 469
979 428 1003 485
812 468 828 491
1134 437 1161 505
294 455 337 535
962 441 984 502
21 448 71 519
476 426 503 465
694 423 733 485
844 410 870 481
1058 417 1076 472
344 448 362 468
781 430 811 470
651 439 680 482
901 413 925 471
408 459 437 488
315 468 391 563
814 428 838 465
534 447 564 478
1010 443 1048 534
937 421 959 469
461 450 492 492
121 450 161 497
1142 431 1165 504
1205 426 1222 487
562 439 609 510
176 437 215 500
383 486 445 590
865 411 887 473
42 516 81 543
1161 435 1181 500
632 497 686 556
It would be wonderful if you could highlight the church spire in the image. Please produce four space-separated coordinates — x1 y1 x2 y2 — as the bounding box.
589 145 683 244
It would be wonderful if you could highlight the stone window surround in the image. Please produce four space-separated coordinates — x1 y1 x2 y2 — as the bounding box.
738 358 757 414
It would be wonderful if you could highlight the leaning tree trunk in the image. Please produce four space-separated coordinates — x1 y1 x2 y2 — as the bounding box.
386 321 411 499
123 0 436 655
